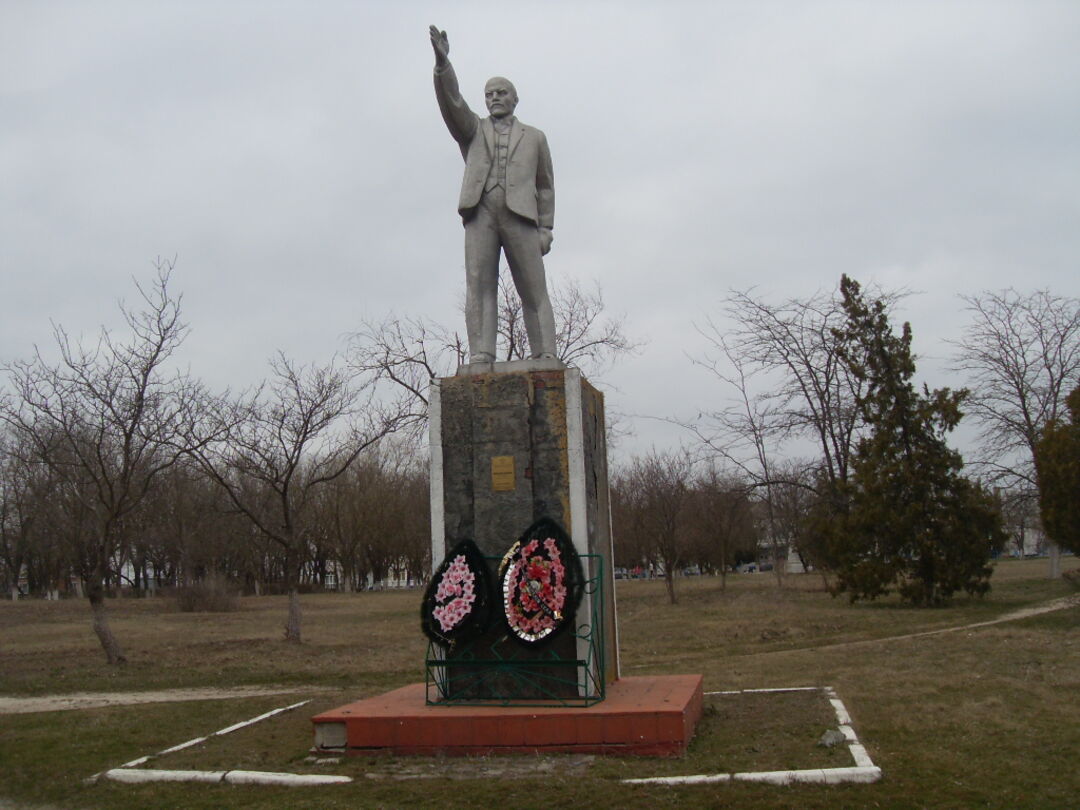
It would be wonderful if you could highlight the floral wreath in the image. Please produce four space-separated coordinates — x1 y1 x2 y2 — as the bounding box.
421 538 491 647
499 517 584 646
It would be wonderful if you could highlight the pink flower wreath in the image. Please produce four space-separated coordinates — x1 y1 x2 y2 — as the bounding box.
421 538 491 647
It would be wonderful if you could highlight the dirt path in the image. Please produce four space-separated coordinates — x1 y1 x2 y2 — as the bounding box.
622 593 1080 670
0 685 335 716
797 593 1080 654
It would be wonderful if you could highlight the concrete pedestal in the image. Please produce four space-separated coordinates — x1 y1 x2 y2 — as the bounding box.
312 675 703 757
310 363 706 757
429 361 619 697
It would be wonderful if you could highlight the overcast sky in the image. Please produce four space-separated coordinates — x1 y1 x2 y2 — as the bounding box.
2 0 1078 465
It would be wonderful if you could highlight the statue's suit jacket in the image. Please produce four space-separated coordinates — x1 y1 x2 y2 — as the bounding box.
434 64 554 230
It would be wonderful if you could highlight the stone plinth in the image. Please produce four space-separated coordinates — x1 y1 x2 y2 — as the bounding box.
429 362 619 698
312 675 703 757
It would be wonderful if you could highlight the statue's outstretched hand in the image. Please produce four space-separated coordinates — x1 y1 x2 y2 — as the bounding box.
429 25 450 67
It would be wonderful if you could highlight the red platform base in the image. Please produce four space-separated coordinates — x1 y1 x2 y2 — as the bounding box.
312 675 703 757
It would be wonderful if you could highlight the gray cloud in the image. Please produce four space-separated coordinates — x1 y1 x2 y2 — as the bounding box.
2 0 1078 462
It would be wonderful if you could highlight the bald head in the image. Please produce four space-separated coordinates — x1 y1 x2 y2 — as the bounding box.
484 76 518 119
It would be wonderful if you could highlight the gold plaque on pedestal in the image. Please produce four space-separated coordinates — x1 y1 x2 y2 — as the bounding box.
491 455 515 491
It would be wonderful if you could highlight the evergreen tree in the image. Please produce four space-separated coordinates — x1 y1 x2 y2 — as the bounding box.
1036 385 1080 555
819 275 1004 605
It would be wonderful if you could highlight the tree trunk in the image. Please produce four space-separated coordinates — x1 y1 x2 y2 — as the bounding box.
284 545 302 642
664 570 677 604
88 580 126 664
771 541 784 588
1048 542 1062 579
285 587 302 643
818 567 831 591
340 564 354 593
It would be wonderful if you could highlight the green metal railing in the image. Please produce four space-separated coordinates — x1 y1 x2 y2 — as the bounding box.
425 554 606 707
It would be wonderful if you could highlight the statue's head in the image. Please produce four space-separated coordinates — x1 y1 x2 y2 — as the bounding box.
484 77 518 119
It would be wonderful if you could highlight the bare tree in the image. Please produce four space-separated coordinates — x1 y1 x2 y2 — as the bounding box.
0 435 38 600
316 462 371 593
689 286 901 492
349 277 639 435
347 315 466 436
995 485 1042 559
0 262 206 663
126 458 236 593
765 460 824 582
951 289 1080 485
684 338 786 557
609 473 647 572
616 450 694 604
188 354 403 643
496 274 529 363
313 438 428 591
951 289 1080 577
684 464 756 589
396 466 431 584
497 275 641 372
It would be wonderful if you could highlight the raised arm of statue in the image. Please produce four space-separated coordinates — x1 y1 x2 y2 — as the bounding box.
430 25 477 152
429 25 450 69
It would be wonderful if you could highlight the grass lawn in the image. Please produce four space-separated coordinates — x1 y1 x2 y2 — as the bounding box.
1 557 1077 808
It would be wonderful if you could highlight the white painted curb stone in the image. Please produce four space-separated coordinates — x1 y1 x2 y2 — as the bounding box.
103 768 351 786
622 686 882 787
90 698 354 786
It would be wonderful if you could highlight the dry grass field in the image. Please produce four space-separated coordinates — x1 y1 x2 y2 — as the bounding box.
1 558 1077 809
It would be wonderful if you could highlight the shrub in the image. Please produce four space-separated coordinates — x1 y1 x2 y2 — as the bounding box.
174 574 240 612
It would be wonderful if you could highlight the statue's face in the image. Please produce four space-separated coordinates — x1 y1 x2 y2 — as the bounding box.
484 77 518 119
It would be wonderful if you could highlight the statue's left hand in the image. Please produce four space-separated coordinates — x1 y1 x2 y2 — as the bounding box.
539 228 553 256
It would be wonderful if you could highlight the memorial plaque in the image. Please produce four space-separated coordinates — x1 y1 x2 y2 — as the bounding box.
491 455 515 491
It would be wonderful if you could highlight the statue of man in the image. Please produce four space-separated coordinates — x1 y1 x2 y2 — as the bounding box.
430 25 557 364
